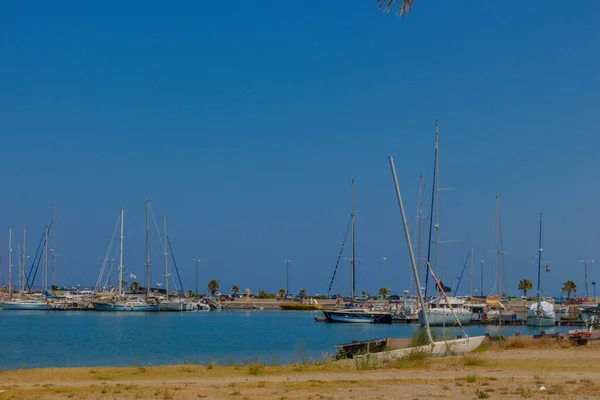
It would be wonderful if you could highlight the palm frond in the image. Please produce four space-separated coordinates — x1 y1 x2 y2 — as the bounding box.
376 0 414 17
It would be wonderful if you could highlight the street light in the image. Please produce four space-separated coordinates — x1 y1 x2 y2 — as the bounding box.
193 258 201 295
580 260 595 300
593 282 597 301
285 259 291 296
381 257 387 288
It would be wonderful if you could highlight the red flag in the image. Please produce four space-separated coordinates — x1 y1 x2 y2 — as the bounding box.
545 265 550 273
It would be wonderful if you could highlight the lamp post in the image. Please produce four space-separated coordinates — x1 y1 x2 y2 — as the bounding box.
285 259 291 296
381 257 387 288
593 282 597 301
193 258 201 295
580 260 595 300
480 260 484 297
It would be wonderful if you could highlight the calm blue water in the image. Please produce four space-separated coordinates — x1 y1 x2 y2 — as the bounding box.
0 310 573 370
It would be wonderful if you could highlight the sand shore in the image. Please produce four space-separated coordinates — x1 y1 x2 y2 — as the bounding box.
1 337 599 399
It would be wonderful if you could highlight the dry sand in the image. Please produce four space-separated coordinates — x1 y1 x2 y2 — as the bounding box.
1 337 600 399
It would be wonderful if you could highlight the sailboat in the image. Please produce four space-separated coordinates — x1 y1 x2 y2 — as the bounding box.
418 122 471 327
1 210 55 311
322 179 393 324
526 213 556 327
158 214 208 312
336 157 485 361
92 206 159 312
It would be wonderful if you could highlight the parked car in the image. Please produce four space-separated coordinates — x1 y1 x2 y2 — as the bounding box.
553 296 565 304
330 294 342 300
388 295 401 301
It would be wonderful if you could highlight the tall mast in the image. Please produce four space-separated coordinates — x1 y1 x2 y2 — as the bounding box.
389 156 433 345
51 204 56 286
350 178 356 300
495 197 501 298
43 225 49 293
470 247 474 297
163 214 169 301
434 122 440 280
413 175 424 294
22 229 27 293
8 226 12 297
145 199 151 297
424 121 439 299
536 213 543 310
118 209 124 296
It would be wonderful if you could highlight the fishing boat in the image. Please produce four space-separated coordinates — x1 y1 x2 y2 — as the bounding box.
91 206 158 312
320 179 392 323
526 214 556 327
335 155 485 362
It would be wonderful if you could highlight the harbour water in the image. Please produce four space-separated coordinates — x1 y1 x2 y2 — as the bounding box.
0 310 573 370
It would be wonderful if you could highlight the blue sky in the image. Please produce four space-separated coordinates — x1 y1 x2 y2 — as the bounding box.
0 1 598 297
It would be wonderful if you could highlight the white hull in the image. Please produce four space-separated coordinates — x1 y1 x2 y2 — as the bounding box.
0 301 53 310
339 336 486 365
159 301 209 312
526 315 556 327
419 309 472 326
92 301 158 312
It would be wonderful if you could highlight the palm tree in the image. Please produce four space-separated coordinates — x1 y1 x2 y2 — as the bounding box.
231 285 240 295
562 280 577 299
298 288 307 297
377 0 414 17
187 289 193 297
517 279 533 297
378 287 391 297
129 281 140 293
278 288 286 298
207 279 220 296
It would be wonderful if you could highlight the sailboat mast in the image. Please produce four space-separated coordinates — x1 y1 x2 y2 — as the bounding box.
119 209 124 296
8 226 12 297
414 175 424 294
51 204 56 287
434 122 440 280
536 213 543 309
424 122 439 299
470 247 474 297
43 225 49 294
388 156 433 345
163 214 169 301
22 229 26 293
495 197 501 298
350 178 355 300
145 200 151 297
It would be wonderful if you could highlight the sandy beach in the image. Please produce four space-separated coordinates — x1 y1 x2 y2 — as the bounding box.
1 336 600 399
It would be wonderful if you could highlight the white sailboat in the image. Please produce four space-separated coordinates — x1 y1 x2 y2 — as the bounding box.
418 122 471 327
337 157 484 362
322 179 393 324
1 212 54 311
526 213 556 327
92 206 158 312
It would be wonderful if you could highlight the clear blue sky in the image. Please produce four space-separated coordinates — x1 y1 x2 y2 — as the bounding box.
0 1 598 297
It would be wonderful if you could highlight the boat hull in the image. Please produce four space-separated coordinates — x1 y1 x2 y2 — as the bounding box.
323 310 392 324
0 301 53 310
91 302 159 312
336 336 486 365
419 309 472 326
526 315 556 327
